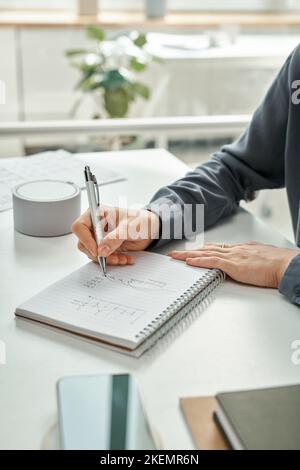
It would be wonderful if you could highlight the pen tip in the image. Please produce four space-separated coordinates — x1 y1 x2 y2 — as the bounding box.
98 256 106 276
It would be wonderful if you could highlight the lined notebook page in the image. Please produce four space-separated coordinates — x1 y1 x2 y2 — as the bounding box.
16 252 209 348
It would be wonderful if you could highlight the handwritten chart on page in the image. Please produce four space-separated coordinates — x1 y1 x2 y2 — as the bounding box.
70 296 146 326
83 272 169 292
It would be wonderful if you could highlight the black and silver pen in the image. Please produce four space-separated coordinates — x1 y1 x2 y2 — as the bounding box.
84 165 106 276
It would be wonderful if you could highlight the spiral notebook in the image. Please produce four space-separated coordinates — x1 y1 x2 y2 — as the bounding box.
15 252 224 357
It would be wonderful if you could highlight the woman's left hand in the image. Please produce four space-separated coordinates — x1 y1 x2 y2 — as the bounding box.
168 242 300 288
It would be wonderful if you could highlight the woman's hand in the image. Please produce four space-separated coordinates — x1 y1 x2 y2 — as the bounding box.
72 205 160 266
169 242 300 288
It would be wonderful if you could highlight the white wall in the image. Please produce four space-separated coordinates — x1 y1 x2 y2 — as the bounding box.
0 28 22 156
20 28 91 121
0 28 18 121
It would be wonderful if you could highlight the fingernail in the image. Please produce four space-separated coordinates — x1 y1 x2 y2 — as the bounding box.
89 248 97 258
98 245 109 256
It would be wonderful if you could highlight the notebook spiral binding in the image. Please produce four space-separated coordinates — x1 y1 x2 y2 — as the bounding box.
134 269 225 352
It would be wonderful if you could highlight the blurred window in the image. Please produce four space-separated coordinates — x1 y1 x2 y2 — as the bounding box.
0 1 75 9
0 1 298 13
101 1 298 11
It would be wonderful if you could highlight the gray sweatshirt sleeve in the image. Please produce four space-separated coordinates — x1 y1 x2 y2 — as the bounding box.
149 52 290 232
148 50 300 305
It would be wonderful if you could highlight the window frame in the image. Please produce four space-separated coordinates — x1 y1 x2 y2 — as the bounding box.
0 0 297 13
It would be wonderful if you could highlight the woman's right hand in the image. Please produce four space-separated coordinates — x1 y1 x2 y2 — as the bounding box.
71 205 160 266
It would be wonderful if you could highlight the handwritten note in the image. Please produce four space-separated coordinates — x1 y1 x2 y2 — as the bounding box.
83 272 169 292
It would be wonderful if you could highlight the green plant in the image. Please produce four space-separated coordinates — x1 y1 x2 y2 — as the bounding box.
65 26 158 119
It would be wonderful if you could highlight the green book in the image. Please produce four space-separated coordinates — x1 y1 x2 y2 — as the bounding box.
214 384 300 450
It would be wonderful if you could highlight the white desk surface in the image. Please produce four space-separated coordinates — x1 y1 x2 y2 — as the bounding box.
1 148 300 450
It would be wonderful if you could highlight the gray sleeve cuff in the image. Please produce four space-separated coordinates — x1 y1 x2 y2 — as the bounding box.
145 197 204 249
144 198 185 249
278 253 300 305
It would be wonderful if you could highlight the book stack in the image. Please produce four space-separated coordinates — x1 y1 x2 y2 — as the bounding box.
181 384 300 450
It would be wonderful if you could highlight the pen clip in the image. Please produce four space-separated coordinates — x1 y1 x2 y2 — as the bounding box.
92 174 100 207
